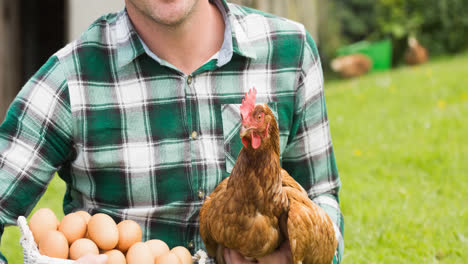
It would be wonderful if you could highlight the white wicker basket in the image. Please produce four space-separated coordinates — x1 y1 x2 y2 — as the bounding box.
17 216 209 264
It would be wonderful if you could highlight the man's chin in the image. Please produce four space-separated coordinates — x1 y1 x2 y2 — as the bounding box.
147 1 198 27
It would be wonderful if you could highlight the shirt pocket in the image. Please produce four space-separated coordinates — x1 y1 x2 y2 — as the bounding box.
221 102 278 173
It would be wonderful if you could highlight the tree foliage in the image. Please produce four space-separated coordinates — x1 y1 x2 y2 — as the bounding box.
320 0 468 67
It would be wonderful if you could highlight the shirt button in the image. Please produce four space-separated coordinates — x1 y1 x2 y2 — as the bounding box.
191 131 198 139
188 241 194 249
197 189 205 199
187 75 193 85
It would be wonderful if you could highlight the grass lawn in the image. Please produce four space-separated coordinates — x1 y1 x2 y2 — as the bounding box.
1 52 467 263
327 52 468 263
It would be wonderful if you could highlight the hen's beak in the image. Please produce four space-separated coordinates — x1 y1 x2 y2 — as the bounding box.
240 125 251 138
240 125 248 138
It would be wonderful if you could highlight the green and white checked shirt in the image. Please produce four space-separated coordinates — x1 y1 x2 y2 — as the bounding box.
0 1 343 263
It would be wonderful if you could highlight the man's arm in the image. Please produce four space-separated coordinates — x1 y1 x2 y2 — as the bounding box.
0 55 73 262
281 31 344 264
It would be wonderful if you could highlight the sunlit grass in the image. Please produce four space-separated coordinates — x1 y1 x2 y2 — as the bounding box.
326 52 468 263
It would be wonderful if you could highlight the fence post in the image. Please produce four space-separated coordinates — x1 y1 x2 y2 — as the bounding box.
0 0 21 121
225 0 318 42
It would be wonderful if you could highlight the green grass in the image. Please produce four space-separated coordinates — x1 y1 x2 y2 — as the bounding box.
1 53 468 263
326 52 468 263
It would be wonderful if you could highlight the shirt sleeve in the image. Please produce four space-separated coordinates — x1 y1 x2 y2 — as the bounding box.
281 31 344 263
0 55 73 262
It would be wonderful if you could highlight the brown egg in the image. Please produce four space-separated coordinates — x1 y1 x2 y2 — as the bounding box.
69 238 99 260
126 242 153 264
28 208 59 244
88 213 119 250
38 230 69 259
104 249 127 264
59 213 87 244
156 252 182 264
171 246 192 264
75 210 92 224
116 220 142 253
145 239 169 260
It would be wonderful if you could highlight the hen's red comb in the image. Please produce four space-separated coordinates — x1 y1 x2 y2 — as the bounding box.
240 87 257 121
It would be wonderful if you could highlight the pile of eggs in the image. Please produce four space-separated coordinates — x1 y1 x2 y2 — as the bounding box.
28 208 192 264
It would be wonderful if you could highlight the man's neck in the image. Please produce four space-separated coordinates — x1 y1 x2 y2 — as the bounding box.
126 1 225 75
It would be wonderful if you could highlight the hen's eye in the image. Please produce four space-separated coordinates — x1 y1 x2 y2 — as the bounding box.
257 114 262 121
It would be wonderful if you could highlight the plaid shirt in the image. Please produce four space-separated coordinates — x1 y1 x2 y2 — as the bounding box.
0 1 343 263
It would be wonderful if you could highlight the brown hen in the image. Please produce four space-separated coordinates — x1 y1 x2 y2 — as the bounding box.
405 36 428 65
199 88 337 264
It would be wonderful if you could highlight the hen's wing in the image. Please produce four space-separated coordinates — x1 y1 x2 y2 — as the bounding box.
281 170 337 264
281 169 308 195
199 176 230 258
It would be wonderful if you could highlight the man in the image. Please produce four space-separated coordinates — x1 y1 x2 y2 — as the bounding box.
0 0 343 263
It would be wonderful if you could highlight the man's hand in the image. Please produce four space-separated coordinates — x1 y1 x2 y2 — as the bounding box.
224 241 292 264
257 241 292 264
224 248 257 264
75 254 108 264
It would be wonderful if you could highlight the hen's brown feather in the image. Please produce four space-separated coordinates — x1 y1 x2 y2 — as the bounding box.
200 147 287 261
282 170 337 264
199 177 229 257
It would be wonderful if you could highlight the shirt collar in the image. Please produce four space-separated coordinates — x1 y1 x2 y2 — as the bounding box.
114 10 145 69
115 0 256 69
218 0 256 60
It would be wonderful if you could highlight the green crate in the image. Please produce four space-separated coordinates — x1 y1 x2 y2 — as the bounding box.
337 39 393 71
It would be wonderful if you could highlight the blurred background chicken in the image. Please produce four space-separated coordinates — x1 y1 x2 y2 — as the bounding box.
199 88 337 264
331 53 373 78
404 36 428 65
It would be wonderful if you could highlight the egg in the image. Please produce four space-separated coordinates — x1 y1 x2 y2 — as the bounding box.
171 246 193 264
75 210 92 224
69 238 99 260
87 213 119 250
38 230 69 259
116 220 142 253
59 213 87 244
156 252 182 264
145 239 169 260
28 208 59 244
126 242 153 264
104 249 127 264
